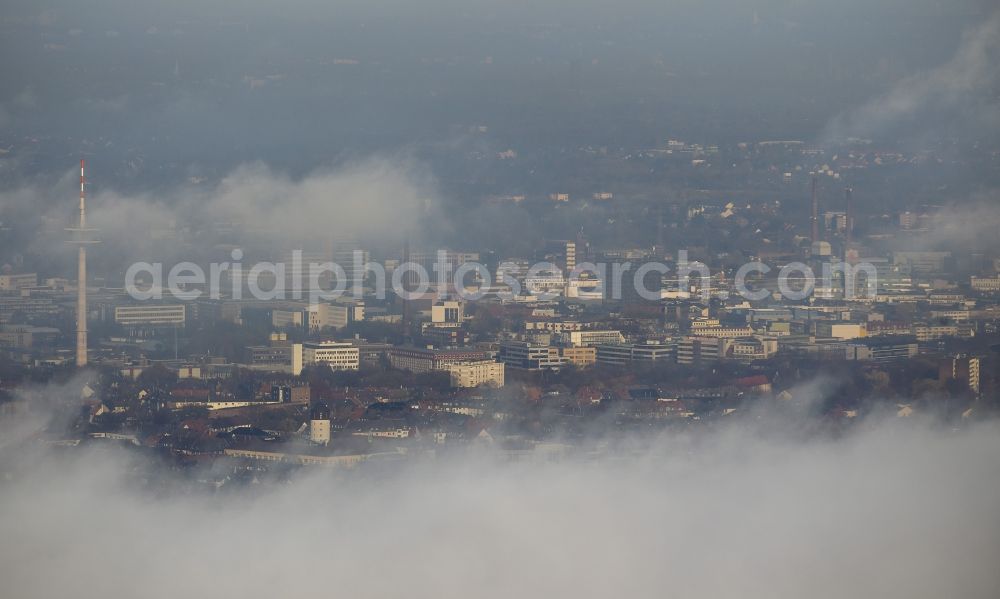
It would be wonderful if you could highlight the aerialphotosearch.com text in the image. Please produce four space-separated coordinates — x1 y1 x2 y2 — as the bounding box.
124 249 877 304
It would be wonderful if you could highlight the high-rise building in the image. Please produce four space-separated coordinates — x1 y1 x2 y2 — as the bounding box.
328 240 369 292
309 403 331 445
431 300 463 324
543 240 577 275
941 356 981 396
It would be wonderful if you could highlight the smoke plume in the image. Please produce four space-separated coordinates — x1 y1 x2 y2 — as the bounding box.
822 10 1000 143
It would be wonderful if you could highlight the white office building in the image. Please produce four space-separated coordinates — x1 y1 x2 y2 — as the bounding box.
301 340 360 370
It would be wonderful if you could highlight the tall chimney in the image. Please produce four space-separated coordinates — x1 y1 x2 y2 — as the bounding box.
844 186 854 248
401 235 411 343
656 208 664 255
810 174 820 244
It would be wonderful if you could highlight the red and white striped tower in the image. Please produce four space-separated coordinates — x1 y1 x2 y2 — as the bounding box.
66 159 99 367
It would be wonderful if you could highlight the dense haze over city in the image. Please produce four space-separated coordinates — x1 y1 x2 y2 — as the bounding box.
2 1 1000 257
1 1 999 597
1 0 997 156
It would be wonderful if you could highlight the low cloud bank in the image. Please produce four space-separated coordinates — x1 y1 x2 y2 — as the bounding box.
1 415 998 598
1 155 437 271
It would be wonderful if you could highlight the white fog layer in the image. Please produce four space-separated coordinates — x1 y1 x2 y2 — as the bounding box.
2 421 998 598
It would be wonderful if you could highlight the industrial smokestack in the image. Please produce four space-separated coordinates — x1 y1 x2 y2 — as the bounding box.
656 208 664 256
844 186 854 247
401 235 411 343
810 174 820 244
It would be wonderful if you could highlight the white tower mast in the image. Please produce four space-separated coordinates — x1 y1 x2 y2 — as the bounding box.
67 159 99 367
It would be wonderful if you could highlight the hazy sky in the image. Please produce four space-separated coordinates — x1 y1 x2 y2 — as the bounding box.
1 0 997 178
1 0 998 270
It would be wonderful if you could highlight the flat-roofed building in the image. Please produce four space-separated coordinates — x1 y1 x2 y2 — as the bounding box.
389 346 491 373
596 344 634 366
317 300 366 331
421 324 469 348
0 273 38 291
597 342 674 366
927 293 966 305
248 345 293 367
929 310 970 322
971 276 1000 293
693 326 755 339
815 322 866 340
447 360 505 388
0 295 60 323
677 336 724 365
914 324 961 341
845 337 919 363
243 333 301 374
632 341 675 362
560 346 596 367
728 337 778 363
524 270 566 295
498 341 566 371
353 340 391 365
0 325 60 349
893 251 950 274
560 329 626 347
302 340 359 370
272 309 304 329
431 300 464 324
114 304 186 327
525 320 583 333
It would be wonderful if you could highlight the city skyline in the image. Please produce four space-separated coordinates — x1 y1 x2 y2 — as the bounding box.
1 2 999 598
